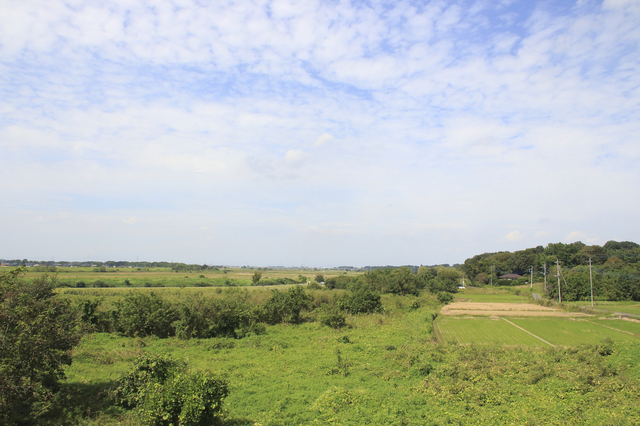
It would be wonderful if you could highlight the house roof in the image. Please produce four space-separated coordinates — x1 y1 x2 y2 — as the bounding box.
498 274 523 280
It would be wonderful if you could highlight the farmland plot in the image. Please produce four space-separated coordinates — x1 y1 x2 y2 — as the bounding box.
509 318 640 346
436 316 544 346
590 318 640 336
441 302 590 317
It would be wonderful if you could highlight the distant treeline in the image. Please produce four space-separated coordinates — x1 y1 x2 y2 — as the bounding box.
461 240 640 301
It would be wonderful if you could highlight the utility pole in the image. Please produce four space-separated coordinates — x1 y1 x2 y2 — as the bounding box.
530 265 533 289
556 258 561 303
543 262 547 292
589 257 594 308
490 265 493 286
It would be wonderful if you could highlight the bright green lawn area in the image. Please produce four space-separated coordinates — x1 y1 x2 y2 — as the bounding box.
510 318 640 346
436 316 545 346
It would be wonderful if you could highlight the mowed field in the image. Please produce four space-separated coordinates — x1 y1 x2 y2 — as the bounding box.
436 300 640 347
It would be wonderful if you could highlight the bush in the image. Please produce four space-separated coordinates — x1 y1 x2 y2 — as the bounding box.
113 292 178 338
174 290 264 339
336 289 383 314
317 305 347 329
263 286 313 324
113 355 229 426
436 291 454 305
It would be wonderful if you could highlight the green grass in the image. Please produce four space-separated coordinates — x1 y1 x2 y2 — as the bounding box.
577 301 640 316
509 318 640 346
63 313 640 425
436 316 546 346
20 267 363 289
589 319 640 336
455 286 532 303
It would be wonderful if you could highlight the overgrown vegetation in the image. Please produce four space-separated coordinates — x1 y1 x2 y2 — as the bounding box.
112 354 228 426
0 269 83 425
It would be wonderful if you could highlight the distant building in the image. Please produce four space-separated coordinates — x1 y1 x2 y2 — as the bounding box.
498 274 522 280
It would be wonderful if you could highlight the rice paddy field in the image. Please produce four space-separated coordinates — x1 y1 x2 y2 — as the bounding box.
575 301 640 317
436 298 640 347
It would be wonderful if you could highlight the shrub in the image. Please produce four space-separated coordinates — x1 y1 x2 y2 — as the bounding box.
113 355 229 426
317 305 347 329
263 286 313 324
336 289 383 314
113 292 178 338
436 291 454 305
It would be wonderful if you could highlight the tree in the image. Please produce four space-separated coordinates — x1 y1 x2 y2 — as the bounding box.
431 268 460 293
252 271 262 285
0 268 83 424
315 274 324 283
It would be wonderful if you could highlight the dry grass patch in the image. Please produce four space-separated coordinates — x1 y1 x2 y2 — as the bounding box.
441 302 592 317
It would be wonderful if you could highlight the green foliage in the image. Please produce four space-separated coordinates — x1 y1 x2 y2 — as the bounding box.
336 288 384 314
113 355 229 426
92 279 111 288
325 274 357 290
112 292 178 338
174 289 264 339
263 285 313 324
317 304 347 329
436 291 454 305
364 267 423 295
0 269 82 424
430 268 460 293
251 271 262 285
77 298 101 327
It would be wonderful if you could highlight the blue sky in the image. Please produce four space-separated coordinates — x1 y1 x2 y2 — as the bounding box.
1 0 639 266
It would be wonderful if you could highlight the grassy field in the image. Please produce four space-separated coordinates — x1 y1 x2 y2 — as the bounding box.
455 286 533 303
62 306 640 425
12 266 361 288
11 277 640 425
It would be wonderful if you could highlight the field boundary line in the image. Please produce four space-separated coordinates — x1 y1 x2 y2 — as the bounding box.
433 317 446 344
501 318 555 347
584 320 640 338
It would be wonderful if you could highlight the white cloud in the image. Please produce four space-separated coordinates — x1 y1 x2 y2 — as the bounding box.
564 231 588 243
314 133 334 147
504 231 525 242
284 149 313 166
122 217 138 225
0 0 639 265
